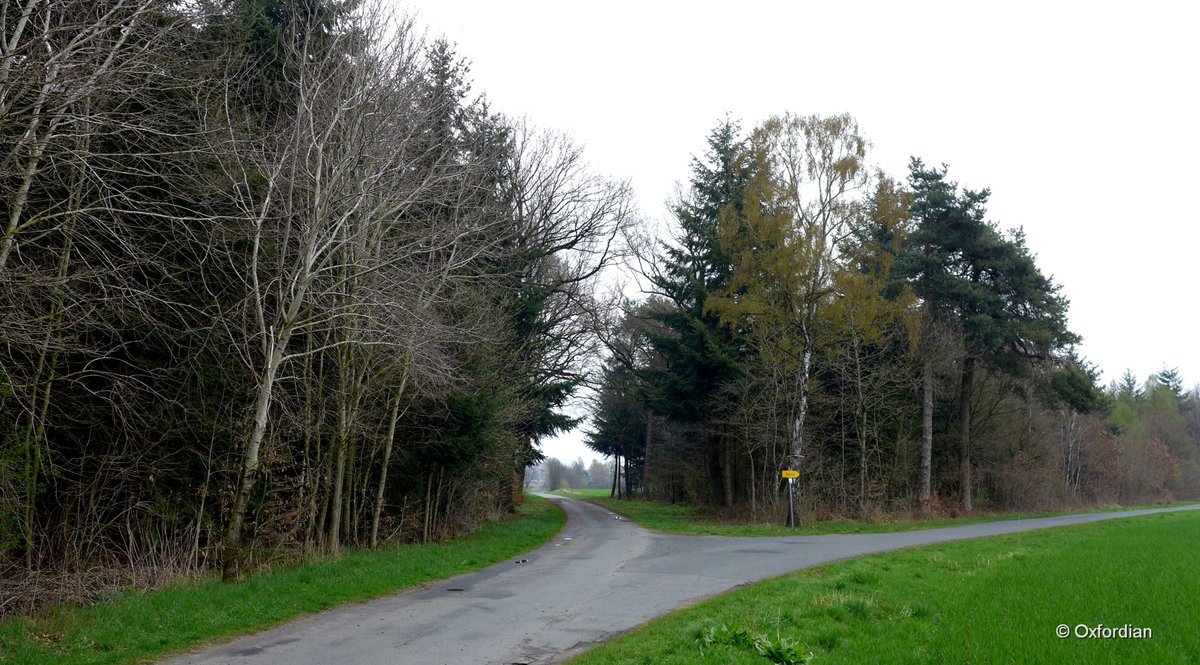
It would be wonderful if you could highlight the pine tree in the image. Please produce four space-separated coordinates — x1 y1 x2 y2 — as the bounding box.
893 159 1079 512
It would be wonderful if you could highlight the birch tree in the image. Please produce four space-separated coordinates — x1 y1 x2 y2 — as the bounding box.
709 113 870 475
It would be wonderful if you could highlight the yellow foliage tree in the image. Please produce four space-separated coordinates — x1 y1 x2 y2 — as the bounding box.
706 112 873 472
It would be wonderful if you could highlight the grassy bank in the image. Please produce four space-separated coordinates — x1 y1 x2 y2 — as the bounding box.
552 489 1194 537
0 495 564 665
568 508 1200 664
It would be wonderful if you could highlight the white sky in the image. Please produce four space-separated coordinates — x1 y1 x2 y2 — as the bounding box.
399 0 1200 463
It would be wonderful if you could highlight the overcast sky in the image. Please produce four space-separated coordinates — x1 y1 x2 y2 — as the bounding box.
399 0 1200 463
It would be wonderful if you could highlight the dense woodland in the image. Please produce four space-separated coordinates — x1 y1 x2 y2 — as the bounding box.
2 0 1197 617
583 118 1200 520
1 0 634 612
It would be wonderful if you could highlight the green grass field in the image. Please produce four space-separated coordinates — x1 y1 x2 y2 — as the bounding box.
549 488 614 499
566 509 1200 664
0 495 564 665
573 493 1194 538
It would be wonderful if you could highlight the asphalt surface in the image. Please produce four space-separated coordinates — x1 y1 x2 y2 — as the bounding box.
162 498 1200 665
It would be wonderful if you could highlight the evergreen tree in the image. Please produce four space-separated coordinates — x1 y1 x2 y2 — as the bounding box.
585 354 647 498
1048 352 1107 415
643 120 748 418
641 119 749 504
1116 369 1142 401
893 159 1079 512
1152 366 1184 398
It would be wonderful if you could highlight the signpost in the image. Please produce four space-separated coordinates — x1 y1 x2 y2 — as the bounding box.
781 469 799 527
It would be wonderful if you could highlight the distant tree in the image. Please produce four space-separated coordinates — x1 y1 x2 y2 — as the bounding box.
540 458 588 491
586 350 647 498
524 463 547 490
1115 369 1141 401
1152 367 1184 398
587 459 613 489
544 459 568 490
569 458 589 489
1107 370 1142 436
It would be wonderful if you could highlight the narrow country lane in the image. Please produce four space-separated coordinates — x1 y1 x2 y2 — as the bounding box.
161 499 1200 665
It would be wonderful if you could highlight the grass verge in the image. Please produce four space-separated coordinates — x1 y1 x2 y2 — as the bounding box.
567 509 1200 664
571 493 1195 538
0 495 564 665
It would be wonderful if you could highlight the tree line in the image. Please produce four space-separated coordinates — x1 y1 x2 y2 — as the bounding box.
1 0 631 611
4 0 1196 619
585 117 1199 520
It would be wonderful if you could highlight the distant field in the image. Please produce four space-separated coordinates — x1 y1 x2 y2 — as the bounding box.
0 496 564 665
567 509 1200 664
549 488 614 499
576 494 1197 537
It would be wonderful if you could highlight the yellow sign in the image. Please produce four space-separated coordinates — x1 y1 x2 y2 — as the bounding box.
781 470 799 479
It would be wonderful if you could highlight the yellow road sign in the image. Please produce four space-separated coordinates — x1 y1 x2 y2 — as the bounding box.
781 469 799 479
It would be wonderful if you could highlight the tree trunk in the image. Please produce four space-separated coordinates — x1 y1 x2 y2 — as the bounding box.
748 449 757 518
722 435 734 508
958 356 975 514
920 359 934 517
316 474 330 546
858 406 868 517
432 468 444 539
422 469 435 543
222 332 288 582
642 412 653 501
791 334 813 464
328 430 348 552
853 335 867 517
370 371 408 549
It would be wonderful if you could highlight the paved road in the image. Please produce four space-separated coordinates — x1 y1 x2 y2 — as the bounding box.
163 499 1200 665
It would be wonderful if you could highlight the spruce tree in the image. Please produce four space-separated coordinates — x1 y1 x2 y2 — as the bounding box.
638 120 750 505
643 119 749 422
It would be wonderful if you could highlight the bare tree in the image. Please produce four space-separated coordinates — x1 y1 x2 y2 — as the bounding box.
211 3 507 579
496 122 635 492
0 0 198 573
0 0 165 270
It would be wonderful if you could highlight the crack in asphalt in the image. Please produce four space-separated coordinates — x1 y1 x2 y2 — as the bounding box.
161 498 1200 665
